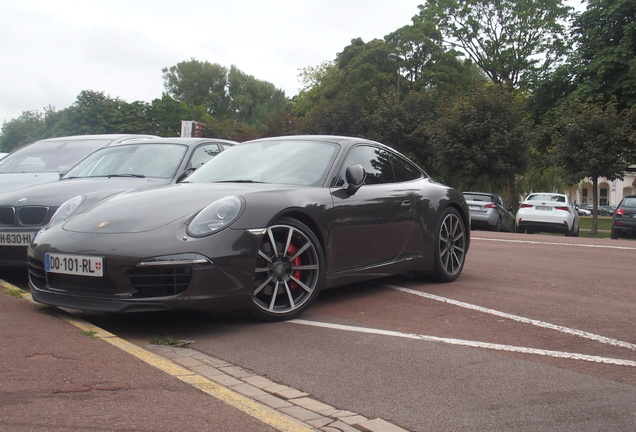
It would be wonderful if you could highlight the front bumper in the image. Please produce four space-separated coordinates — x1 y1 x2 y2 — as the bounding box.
27 224 261 313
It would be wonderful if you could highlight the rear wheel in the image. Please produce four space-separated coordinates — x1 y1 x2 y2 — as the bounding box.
249 218 324 321
610 229 619 240
433 207 467 282
492 217 502 232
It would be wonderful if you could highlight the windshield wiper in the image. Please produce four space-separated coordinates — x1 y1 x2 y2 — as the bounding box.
214 179 264 183
107 174 146 178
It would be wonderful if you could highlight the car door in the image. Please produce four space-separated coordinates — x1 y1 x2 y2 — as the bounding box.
328 145 415 274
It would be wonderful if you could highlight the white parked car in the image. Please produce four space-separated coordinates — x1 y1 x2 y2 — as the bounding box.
516 192 580 236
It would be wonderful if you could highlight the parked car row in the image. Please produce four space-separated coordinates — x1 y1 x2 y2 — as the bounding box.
0 137 237 266
463 191 581 237
1 134 471 321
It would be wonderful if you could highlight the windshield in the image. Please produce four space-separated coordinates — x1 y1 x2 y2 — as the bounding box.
526 194 566 203
463 193 494 202
0 138 113 173
186 139 339 186
63 144 187 179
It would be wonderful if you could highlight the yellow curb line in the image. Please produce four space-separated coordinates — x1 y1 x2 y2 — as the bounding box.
3 284 313 432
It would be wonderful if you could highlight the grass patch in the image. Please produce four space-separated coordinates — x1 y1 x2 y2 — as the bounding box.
3 286 24 299
151 334 192 348
79 330 98 339
579 216 613 231
578 216 616 239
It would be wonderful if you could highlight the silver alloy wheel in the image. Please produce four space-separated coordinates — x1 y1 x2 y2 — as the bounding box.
252 221 322 319
436 209 467 281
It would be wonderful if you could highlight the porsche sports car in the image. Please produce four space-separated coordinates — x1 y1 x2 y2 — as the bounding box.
28 135 470 321
516 192 580 236
0 134 157 194
0 137 236 267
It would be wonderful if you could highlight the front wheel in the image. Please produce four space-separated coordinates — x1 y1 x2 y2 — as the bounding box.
433 207 467 282
249 218 324 321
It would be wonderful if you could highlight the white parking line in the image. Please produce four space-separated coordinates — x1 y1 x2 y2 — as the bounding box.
290 319 636 367
472 236 636 250
385 284 636 352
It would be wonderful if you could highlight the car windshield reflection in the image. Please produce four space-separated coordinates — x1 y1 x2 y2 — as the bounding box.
187 140 339 186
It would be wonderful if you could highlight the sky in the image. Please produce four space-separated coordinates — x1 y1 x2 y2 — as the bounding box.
0 0 426 126
0 0 586 127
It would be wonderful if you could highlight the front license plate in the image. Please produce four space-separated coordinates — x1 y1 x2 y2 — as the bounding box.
45 253 104 277
535 206 551 211
0 232 36 246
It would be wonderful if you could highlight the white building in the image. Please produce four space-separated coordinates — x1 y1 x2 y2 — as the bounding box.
567 165 636 206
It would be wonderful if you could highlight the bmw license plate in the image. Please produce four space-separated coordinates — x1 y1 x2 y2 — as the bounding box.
45 253 104 277
535 206 551 211
0 232 36 246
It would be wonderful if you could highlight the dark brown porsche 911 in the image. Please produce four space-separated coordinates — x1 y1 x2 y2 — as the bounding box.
28 135 470 321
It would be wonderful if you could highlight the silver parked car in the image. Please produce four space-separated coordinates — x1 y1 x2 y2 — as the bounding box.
463 192 515 232
0 134 157 194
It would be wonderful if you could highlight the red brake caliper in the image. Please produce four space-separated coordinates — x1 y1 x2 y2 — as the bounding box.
287 243 302 290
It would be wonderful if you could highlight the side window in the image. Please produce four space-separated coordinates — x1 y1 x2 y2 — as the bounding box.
392 154 422 182
340 146 395 185
188 144 221 169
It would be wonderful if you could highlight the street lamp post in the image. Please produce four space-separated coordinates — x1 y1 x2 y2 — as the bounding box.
388 53 403 102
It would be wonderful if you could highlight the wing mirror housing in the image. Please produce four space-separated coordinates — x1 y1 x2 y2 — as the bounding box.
176 167 196 183
345 164 365 195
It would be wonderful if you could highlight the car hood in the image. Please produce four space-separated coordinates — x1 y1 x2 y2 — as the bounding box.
0 177 170 207
62 183 303 234
0 173 61 194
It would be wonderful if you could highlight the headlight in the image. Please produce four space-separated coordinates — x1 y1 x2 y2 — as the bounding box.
47 195 85 228
187 196 243 237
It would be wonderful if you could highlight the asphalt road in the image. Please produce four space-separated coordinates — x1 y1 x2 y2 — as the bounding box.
7 231 636 431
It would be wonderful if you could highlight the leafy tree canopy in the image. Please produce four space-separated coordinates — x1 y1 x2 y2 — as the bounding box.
573 0 636 110
162 59 287 130
414 0 572 89
0 110 47 152
550 97 636 183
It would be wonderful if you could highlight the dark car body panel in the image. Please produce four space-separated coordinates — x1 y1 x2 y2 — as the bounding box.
27 135 469 316
611 196 636 239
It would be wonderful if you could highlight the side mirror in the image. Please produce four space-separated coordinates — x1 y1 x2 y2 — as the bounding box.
176 167 196 183
345 164 365 195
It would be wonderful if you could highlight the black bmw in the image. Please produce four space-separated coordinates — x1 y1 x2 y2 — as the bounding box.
28 136 470 321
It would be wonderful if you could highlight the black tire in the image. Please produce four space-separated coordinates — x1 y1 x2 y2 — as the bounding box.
565 226 579 237
492 217 502 232
249 218 324 321
433 207 467 282
516 226 525 234
610 229 619 240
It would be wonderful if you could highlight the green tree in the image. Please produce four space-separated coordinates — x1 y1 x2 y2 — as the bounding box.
148 94 210 137
48 91 154 136
573 0 636 110
162 59 230 118
551 98 636 233
227 65 288 129
162 59 288 131
431 85 530 201
414 0 572 89
0 110 47 152
385 21 483 94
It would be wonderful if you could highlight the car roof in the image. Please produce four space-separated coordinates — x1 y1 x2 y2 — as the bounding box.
105 137 238 148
